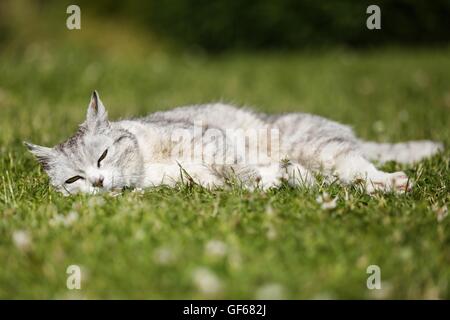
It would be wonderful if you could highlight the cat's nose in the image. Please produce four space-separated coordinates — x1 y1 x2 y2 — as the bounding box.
92 175 104 188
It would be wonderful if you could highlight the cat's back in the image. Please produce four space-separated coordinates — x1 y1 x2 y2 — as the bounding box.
142 103 267 130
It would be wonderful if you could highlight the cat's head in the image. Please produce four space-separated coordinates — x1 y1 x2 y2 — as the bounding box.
25 91 144 195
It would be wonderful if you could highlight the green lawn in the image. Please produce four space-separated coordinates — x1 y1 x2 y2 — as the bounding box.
0 41 449 298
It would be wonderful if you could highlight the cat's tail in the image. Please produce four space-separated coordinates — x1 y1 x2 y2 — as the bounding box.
360 140 444 164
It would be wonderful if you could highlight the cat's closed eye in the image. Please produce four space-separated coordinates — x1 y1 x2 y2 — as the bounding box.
65 175 84 184
97 149 108 168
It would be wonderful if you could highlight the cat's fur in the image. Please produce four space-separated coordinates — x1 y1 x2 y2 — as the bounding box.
25 91 443 195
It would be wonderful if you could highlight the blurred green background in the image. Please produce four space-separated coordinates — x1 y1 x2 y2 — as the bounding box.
79 0 450 51
0 0 449 299
1 0 450 52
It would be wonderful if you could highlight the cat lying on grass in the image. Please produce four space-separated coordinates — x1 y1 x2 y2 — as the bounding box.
25 91 443 195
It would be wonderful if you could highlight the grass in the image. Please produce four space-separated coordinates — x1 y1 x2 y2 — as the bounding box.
0 33 449 298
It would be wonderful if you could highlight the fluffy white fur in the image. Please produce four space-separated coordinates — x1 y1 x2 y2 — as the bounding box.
25 91 443 195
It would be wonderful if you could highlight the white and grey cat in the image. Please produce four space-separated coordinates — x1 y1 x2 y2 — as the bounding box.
25 91 443 195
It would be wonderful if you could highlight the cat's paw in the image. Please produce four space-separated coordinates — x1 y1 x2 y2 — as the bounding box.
366 171 413 194
389 171 413 193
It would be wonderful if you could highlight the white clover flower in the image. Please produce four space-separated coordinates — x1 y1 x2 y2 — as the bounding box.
205 240 228 258
266 223 277 240
153 247 175 265
134 229 146 241
316 192 338 210
50 211 79 227
87 196 106 208
65 211 79 224
12 230 32 251
255 283 285 300
432 204 448 222
192 267 222 295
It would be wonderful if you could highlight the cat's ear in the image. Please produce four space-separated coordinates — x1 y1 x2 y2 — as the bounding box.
24 142 54 170
86 90 108 128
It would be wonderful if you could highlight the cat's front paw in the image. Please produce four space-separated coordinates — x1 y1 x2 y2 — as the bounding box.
365 171 413 194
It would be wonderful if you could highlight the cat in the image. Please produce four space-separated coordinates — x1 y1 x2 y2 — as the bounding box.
25 91 443 195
